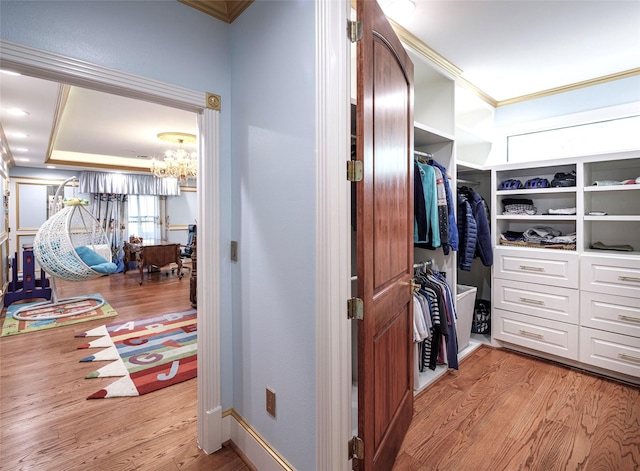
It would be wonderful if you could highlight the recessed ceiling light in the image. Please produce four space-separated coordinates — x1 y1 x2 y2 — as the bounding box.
46 165 56 169
0 69 22 76
382 0 415 20
9 132 29 138
13 147 29 152
7 108 30 116
16 157 30 162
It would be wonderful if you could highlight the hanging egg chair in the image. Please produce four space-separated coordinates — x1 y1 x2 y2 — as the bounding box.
12 176 117 321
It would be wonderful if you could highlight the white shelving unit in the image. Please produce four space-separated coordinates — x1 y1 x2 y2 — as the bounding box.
491 151 640 385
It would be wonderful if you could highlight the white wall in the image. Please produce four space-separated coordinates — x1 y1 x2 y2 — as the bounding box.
0 0 236 409
229 1 317 468
491 75 640 165
495 75 640 128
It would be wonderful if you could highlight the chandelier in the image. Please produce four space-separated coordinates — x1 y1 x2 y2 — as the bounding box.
150 132 197 182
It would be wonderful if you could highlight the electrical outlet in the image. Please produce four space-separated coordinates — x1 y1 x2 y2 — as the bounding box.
231 240 238 262
266 388 276 417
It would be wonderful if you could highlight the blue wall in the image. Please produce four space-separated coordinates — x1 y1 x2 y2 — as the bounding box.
229 1 317 468
1 0 236 411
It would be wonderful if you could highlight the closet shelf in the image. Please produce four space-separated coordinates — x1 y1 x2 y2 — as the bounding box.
584 185 640 193
496 214 578 221
584 215 640 222
496 187 577 196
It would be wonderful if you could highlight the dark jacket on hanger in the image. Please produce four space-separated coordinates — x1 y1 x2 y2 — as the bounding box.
469 189 493 266
457 194 477 271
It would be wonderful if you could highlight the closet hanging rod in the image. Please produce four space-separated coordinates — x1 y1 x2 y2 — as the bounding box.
413 150 433 158
413 260 433 269
457 178 480 186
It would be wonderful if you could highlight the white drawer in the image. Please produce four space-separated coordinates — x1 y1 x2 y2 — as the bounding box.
580 291 640 338
494 247 579 289
579 327 640 378
494 278 578 324
493 308 578 360
581 254 640 298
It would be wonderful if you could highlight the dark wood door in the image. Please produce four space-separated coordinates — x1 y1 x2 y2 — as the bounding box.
356 0 414 469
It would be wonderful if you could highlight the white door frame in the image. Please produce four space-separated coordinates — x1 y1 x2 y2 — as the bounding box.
0 39 222 454
314 1 353 469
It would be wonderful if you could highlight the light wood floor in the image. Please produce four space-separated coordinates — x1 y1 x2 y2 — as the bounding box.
393 345 640 471
0 267 250 471
2 270 639 470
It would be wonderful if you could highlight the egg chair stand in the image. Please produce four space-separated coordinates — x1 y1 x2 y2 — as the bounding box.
12 177 116 321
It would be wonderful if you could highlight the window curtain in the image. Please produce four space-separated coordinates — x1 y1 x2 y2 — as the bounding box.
79 171 180 196
90 193 128 272
128 195 162 243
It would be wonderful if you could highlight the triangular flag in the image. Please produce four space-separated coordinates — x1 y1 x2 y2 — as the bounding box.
79 345 120 362
75 325 109 338
85 358 128 378
87 375 139 399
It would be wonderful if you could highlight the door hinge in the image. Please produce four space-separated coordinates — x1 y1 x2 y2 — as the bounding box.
348 435 364 460
347 160 363 182
347 297 363 320
348 20 363 43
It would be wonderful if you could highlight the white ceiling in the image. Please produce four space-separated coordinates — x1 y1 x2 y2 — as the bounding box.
1 0 639 172
386 0 640 102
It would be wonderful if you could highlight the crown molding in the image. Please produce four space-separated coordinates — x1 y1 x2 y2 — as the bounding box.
179 0 253 23
496 68 640 107
386 19 639 109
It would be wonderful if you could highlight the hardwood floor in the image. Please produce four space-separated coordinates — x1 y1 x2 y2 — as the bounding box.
0 267 250 471
3 270 639 470
393 345 640 471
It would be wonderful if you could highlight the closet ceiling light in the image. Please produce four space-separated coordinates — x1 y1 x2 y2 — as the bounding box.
382 0 416 21
150 132 197 182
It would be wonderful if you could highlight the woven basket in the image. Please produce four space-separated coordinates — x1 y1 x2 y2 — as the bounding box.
33 204 110 281
499 239 576 251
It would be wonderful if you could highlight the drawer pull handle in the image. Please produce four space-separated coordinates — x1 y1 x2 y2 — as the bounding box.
619 314 640 323
519 297 545 305
519 329 544 339
519 265 545 272
619 275 640 283
618 352 640 363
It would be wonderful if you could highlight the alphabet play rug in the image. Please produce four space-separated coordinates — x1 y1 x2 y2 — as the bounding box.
1 294 117 337
75 308 197 399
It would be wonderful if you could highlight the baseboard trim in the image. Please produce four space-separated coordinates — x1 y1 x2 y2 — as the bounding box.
222 409 295 471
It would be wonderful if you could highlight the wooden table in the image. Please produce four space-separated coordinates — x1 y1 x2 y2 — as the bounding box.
123 240 183 285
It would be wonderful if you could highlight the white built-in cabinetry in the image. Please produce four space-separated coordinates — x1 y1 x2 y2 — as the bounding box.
491 151 640 384
407 46 456 293
407 48 498 391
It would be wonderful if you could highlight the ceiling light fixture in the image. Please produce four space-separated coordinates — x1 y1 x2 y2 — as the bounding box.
382 0 415 20
150 132 197 182
7 108 30 116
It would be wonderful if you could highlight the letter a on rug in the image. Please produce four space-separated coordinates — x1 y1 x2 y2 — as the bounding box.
75 309 197 399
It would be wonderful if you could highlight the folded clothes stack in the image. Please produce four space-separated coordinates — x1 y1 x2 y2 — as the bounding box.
502 198 536 215
547 207 576 215
593 176 640 186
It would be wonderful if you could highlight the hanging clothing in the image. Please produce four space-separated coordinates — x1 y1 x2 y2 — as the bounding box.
414 161 440 247
429 159 459 254
433 167 449 250
412 266 459 372
458 187 492 269
457 194 478 271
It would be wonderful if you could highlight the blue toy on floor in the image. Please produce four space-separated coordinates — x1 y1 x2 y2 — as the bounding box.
3 246 52 307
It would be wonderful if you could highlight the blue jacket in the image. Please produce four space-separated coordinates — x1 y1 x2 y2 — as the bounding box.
457 194 477 271
459 187 493 267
